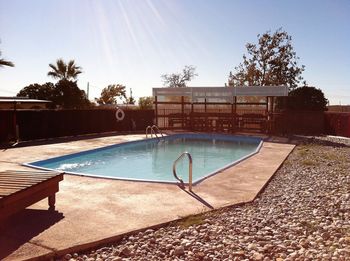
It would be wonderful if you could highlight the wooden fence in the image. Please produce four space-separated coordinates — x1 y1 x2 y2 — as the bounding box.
273 111 325 135
1 109 349 142
0 109 154 142
324 112 350 138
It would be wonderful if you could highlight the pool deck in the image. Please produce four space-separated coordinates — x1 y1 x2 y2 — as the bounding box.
0 133 295 260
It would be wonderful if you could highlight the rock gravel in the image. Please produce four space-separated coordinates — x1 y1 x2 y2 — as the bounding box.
62 136 350 261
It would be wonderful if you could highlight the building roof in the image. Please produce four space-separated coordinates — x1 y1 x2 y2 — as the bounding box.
0 97 51 103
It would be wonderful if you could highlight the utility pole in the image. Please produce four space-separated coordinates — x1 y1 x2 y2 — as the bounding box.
87 82 90 99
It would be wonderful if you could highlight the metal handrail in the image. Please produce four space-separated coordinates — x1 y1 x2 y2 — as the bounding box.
146 126 152 138
151 125 164 137
173 152 193 191
146 125 164 140
146 126 159 140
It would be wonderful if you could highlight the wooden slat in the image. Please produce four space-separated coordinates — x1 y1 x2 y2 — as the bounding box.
0 187 23 192
0 171 59 175
0 180 51 186
2 169 59 172
0 173 58 178
0 180 41 186
0 184 31 189
0 170 60 176
0 174 57 179
4 170 59 173
0 182 43 192
0 178 57 183
0 173 51 178
0 191 19 195
0 177 58 182
2 170 60 174
0 190 26 195
0 183 32 188
0 174 57 178
0 172 57 176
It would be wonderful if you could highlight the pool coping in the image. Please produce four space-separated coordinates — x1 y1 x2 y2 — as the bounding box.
23 133 263 186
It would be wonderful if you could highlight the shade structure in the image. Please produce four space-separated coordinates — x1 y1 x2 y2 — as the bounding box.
153 86 288 102
152 86 289 133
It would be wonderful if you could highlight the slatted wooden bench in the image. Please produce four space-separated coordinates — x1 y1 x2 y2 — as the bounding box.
0 170 64 221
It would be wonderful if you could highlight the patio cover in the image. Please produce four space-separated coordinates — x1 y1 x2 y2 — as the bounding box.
153 86 288 103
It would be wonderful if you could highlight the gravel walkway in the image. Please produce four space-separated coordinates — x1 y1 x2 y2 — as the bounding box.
63 136 350 261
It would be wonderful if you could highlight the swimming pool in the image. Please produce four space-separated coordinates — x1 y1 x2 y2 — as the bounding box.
26 134 262 184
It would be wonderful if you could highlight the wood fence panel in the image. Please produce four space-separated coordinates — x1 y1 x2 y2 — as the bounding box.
0 109 154 142
324 112 350 138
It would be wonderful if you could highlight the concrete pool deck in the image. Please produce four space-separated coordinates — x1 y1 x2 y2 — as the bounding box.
0 134 295 260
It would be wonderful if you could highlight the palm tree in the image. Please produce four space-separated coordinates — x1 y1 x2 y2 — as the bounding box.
47 59 82 81
0 50 14 68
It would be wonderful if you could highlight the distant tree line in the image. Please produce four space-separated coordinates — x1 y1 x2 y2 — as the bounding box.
17 59 90 109
15 58 147 109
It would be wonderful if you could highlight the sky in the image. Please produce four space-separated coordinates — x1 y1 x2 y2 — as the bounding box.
0 0 349 105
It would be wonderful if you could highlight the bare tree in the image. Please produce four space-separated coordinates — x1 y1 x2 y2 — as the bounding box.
162 65 198 88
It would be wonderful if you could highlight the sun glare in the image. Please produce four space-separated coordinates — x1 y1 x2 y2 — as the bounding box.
80 0 203 73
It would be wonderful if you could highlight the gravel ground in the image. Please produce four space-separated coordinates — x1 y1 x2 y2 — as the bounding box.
63 136 350 261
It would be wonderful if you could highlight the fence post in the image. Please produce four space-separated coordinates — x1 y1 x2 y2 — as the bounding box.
181 96 184 129
154 96 158 126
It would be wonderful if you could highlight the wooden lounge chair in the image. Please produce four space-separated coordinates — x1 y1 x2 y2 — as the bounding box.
0 170 64 221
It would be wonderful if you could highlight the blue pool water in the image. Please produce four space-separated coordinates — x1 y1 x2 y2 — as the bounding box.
26 134 262 183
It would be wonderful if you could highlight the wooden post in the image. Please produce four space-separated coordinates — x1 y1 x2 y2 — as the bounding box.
204 98 207 130
271 96 275 133
181 96 184 129
154 96 158 126
233 96 237 132
265 96 268 131
48 194 56 211
13 101 21 143
231 97 234 133
191 102 194 130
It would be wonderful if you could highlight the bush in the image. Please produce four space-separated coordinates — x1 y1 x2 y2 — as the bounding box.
277 86 328 111
138 96 153 110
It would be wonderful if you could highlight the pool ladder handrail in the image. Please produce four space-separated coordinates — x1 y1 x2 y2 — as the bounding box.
145 126 155 139
145 125 164 140
151 125 164 137
173 151 193 191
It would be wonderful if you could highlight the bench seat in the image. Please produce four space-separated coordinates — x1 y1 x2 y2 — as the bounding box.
0 170 64 221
